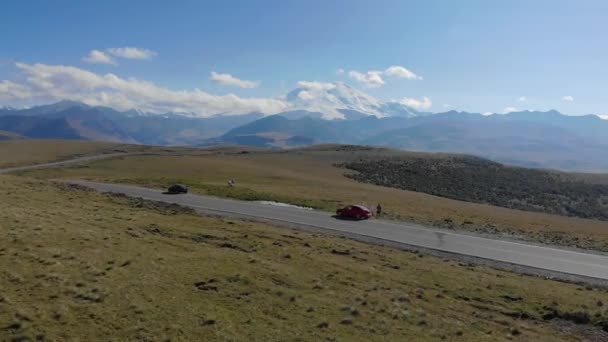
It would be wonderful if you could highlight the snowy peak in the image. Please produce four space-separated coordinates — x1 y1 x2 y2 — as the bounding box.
286 81 420 119
287 81 382 119
378 102 420 118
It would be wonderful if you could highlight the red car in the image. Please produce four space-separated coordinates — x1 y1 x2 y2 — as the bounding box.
336 205 373 220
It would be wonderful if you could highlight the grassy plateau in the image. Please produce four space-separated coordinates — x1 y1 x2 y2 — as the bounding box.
16 144 608 253
0 139 215 169
1 175 608 340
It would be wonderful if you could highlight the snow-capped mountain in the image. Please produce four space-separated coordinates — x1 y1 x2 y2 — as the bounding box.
285 81 420 119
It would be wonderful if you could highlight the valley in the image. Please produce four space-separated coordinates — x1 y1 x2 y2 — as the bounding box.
11 142 608 253
3 2 607 341
1 167 608 341
3 87 608 172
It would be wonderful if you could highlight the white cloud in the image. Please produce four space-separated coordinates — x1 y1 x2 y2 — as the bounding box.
0 62 288 116
482 111 494 116
517 96 527 102
336 68 344 75
210 71 259 88
83 47 156 64
294 81 335 103
398 96 432 110
0 80 32 99
106 47 157 60
82 50 116 65
297 81 336 91
598 114 608 120
347 65 421 87
384 65 422 80
348 70 385 88
503 107 518 113
297 90 314 100
443 104 451 108
562 95 574 102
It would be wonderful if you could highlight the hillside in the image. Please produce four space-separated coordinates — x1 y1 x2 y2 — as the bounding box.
0 115 83 140
3 100 608 171
206 111 608 172
16 143 608 252
0 102 264 145
2 175 608 340
363 112 608 171
204 115 342 147
341 155 608 221
0 139 208 169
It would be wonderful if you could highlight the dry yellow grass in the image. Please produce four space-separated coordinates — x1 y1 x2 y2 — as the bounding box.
19 150 608 251
1 175 607 340
0 140 122 168
0 139 233 169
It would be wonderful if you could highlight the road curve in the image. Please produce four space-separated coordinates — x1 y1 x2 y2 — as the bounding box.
66 180 608 282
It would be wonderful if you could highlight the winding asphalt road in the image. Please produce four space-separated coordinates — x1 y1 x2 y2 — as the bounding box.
65 180 608 282
2 155 608 282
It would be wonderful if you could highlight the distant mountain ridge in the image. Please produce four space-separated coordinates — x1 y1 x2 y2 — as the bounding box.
205 110 608 172
2 96 608 171
0 84 427 145
0 102 264 145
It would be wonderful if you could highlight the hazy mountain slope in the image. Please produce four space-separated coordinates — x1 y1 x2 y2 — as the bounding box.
113 112 264 145
494 110 608 145
0 102 264 145
47 107 135 142
203 115 344 147
206 113 424 148
208 110 608 171
0 115 83 140
364 112 608 171
2 98 608 171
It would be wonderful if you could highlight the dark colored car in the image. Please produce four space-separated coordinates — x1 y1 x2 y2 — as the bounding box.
336 205 372 220
167 184 188 194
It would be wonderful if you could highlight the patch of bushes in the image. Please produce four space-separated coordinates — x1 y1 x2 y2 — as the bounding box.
341 156 608 220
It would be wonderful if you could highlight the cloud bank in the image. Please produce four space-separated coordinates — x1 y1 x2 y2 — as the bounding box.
210 72 259 88
384 65 422 80
348 70 385 88
82 50 116 65
398 96 432 110
83 47 157 65
107 47 157 60
0 63 287 116
346 65 422 87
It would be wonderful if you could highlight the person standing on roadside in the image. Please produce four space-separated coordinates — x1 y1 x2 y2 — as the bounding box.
376 203 382 217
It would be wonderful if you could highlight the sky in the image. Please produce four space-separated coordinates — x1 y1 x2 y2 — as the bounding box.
1 0 607 116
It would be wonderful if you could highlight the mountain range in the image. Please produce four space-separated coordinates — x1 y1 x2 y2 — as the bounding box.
0 100 264 145
1 84 608 172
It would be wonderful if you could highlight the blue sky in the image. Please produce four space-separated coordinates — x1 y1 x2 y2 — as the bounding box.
1 0 607 116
